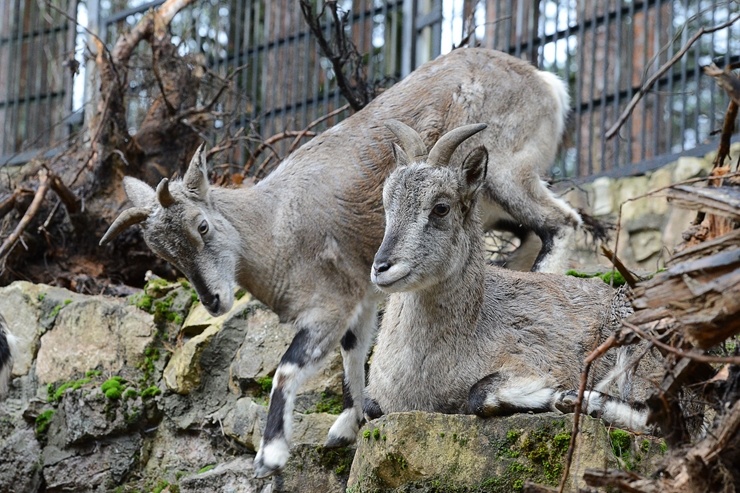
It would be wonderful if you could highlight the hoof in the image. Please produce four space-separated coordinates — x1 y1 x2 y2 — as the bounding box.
554 390 578 414
324 434 355 448
253 458 281 479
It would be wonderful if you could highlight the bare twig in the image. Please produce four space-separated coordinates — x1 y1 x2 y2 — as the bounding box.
623 321 740 365
600 245 640 288
558 335 618 493
287 104 350 153
246 131 317 177
0 171 51 260
605 13 740 140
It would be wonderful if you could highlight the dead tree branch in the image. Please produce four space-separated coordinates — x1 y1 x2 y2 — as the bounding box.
299 0 373 111
0 171 51 260
605 13 740 140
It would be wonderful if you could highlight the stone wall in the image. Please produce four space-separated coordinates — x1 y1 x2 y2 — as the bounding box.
561 145 735 274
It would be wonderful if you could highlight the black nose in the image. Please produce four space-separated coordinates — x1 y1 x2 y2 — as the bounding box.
202 293 220 313
374 261 392 273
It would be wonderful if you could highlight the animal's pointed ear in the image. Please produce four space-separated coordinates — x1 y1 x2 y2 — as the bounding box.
123 176 156 207
391 143 411 168
460 146 488 198
184 143 209 198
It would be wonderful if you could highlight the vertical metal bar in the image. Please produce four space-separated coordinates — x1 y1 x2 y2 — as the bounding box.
504 0 513 53
625 0 635 165
9 0 26 153
22 0 38 148
691 3 700 151
586 1 597 176
707 2 715 138
574 0 585 177
401 0 415 76
666 0 674 155
612 0 622 172
653 0 662 157
679 0 687 152
598 0 612 174
639 0 648 161
493 0 502 49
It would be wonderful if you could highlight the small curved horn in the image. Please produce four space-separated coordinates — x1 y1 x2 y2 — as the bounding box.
427 123 488 167
384 120 428 162
99 207 150 246
157 178 175 208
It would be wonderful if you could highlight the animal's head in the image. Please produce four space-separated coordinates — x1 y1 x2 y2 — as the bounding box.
100 145 238 316
371 120 488 293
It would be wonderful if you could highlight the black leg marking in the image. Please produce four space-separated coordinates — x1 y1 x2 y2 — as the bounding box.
281 328 312 366
468 372 502 417
364 397 384 420
0 316 10 370
342 377 354 410
263 387 287 441
531 227 556 272
340 329 357 351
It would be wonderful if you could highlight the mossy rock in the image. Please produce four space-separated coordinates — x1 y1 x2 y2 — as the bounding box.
347 412 619 493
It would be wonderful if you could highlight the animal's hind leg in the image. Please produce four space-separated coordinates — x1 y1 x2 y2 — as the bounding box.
254 313 346 478
554 390 651 433
485 160 581 273
326 298 377 447
468 372 559 417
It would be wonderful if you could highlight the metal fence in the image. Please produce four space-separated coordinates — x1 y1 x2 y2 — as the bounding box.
0 0 80 166
1 0 738 181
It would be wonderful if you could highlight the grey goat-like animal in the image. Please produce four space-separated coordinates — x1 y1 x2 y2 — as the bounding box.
367 122 656 433
100 48 580 477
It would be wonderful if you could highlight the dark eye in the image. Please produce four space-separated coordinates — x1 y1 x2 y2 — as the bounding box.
431 204 450 217
198 219 209 235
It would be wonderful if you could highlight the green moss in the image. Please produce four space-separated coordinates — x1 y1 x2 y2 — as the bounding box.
235 289 248 300
101 376 126 400
640 439 651 454
35 409 55 436
198 464 215 474
362 429 372 440
659 440 668 454
565 269 627 286
506 430 520 443
129 292 153 312
255 375 273 397
124 388 138 400
37 292 46 302
310 391 343 415
141 385 162 399
609 429 632 457
152 480 169 493
85 369 102 378
47 377 92 403
373 428 381 440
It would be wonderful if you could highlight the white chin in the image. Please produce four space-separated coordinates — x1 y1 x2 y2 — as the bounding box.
372 265 412 291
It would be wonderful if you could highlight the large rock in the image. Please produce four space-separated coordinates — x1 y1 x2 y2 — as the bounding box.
273 443 355 493
0 281 87 377
347 412 616 492
35 298 156 384
216 396 338 452
0 427 43 492
179 457 272 493
143 423 221 481
52 386 145 447
229 301 344 413
42 435 142 492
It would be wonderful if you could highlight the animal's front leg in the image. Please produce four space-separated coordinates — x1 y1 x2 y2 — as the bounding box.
253 320 341 478
326 300 377 447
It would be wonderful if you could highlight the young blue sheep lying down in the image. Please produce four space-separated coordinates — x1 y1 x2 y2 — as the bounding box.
365 121 657 433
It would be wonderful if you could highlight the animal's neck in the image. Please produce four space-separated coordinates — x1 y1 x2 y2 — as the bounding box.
210 186 280 307
403 222 485 336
